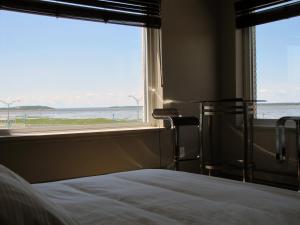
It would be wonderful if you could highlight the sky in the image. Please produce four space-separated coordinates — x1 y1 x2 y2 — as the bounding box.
2 10 300 108
256 16 300 103
0 10 143 108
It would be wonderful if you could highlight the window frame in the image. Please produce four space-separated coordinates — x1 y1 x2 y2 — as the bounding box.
0 12 163 136
245 26 280 126
244 23 298 128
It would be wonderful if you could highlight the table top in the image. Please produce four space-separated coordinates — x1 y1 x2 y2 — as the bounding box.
164 98 266 104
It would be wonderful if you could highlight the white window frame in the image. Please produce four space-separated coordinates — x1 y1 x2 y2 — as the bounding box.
0 13 163 136
243 26 296 128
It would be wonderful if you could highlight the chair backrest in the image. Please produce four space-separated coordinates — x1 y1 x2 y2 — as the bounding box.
152 108 179 120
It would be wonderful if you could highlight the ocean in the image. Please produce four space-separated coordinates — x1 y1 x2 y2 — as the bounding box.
0 104 299 121
0 106 144 121
256 103 300 119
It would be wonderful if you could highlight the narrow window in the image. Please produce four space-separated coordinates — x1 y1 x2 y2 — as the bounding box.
255 16 300 119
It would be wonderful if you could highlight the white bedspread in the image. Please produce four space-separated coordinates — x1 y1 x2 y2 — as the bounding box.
33 169 300 225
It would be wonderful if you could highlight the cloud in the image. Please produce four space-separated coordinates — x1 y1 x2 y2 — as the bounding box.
259 89 271 93
85 93 99 97
258 86 300 103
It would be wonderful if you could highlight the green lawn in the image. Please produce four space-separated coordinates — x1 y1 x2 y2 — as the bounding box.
15 117 127 125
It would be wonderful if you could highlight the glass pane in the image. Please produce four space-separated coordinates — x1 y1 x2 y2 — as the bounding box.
0 11 144 129
256 16 300 119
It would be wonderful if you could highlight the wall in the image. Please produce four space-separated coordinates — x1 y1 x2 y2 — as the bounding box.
0 0 222 182
4 0 292 187
2 0 293 187
162 0 219 112
160 0 221 171
0 129 162 183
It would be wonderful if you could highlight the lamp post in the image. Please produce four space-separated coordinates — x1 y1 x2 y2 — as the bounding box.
0 99 20 128
128 95 141 121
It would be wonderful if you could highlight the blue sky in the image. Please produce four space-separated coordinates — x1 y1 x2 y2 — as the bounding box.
0 11 143 108
2 10 300 108
256 16 300 103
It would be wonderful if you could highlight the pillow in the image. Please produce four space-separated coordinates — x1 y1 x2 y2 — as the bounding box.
0 164 79 225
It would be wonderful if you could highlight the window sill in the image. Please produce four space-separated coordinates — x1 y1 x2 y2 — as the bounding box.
253 119 297 129
0 125 163 142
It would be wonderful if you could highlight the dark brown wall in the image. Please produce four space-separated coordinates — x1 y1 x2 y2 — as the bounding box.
0 130 161 183
162 0 220 114
161 0 221 170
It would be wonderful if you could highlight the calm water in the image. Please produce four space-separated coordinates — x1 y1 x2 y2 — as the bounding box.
0 104 298 121
0 106 144 120
257 104 300 119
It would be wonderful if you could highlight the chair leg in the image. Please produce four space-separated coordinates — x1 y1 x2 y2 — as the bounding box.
174 126 180 171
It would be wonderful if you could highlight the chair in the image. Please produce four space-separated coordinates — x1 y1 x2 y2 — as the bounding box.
152 108 201 171
276 116 300 191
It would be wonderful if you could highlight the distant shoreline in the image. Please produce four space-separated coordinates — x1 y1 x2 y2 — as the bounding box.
257 103 300 105
0 106 54 110
0 105 143 111
0 104 298 110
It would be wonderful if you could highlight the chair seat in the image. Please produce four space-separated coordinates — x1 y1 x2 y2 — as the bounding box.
171 116 199 126
225 160 255 169
205 162 222 171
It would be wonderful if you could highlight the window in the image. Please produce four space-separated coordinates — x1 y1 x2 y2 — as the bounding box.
255 16 300 119
0 10 157 132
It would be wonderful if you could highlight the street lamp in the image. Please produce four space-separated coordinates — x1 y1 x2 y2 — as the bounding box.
128 95 141 121
0 99 20 128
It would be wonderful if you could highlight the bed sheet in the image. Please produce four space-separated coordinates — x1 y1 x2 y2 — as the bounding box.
34 169 300 225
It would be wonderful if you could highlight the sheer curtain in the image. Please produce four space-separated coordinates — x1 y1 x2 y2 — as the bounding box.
143 28 163 126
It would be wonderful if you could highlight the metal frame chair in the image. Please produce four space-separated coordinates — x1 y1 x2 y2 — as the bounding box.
276 116 300 191
198 98 255 182
152 108 201 171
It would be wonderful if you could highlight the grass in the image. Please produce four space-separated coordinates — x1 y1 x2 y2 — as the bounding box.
15 117 129 126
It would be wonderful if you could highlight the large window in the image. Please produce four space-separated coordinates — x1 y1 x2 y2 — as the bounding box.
255 16 300 119
0 11 147 131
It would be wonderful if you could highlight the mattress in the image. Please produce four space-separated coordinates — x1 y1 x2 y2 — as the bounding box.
33 169 300 225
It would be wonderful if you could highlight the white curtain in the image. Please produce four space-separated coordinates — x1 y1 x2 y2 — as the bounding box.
143 28 163 126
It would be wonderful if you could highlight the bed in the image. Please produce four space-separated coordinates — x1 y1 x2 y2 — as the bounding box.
1 165 300 225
